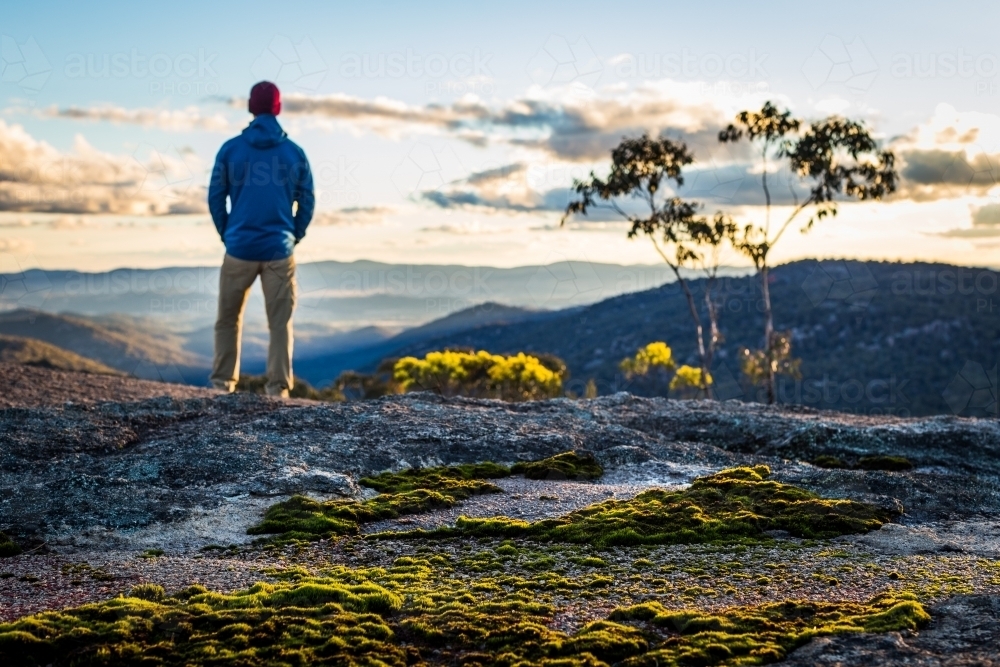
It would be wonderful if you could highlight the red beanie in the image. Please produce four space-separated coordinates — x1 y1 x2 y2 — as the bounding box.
248 81 281 116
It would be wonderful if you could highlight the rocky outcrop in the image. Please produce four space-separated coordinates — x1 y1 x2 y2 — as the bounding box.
2 380 1000 551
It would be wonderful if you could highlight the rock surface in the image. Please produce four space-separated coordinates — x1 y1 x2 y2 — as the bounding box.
0 361 214 409
3 365 1000 665
3 366 1000 552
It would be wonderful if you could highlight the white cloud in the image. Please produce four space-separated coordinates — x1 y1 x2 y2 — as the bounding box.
0 119 206 215
311 206 392 226
889 103 1000 201
418 221 513 235
246 82 736 162
0 238 36 253
935 202 1000 238
33 104 232 132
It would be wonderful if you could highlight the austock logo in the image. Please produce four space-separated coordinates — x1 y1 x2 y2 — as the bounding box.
802 34 878 93
526 35 602 89
801 260 879 310
525 254 604 308
390 142 466 198
0 253 51 310
251 35 327 91
943 361 998 416
1 35 51 92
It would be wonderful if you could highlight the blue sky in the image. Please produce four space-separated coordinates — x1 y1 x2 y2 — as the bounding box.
3 0 1000 270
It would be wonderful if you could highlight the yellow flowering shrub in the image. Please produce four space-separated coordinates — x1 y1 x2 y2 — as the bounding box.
393 350 563 401
619 342 676 378
621 343 713 397
670 364 712 391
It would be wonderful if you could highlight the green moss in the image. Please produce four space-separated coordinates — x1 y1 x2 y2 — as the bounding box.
0 533 21 558
811 454 913 472
249 471 506 542
0 577 407 666
857 455 914 472
610 593 928 665
129 583 165 602
0 539 934 667
512 451 604 481
360 461 511 493
140 548 165 559
249 481 501 542
811 455 847 469
250 452 620 544
408 466 895 548
251 454 605 543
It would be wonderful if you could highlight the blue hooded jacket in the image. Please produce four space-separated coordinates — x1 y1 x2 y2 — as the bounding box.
208 114 314 261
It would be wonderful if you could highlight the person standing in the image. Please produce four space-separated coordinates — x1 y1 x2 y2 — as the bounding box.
208 81 314 398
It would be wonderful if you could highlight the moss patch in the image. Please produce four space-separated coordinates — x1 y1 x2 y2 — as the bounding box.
0 555 929 667
0 533 21 558
410 466 895 548
249 455 606 544
359 461 511 493
811 455 847 469
512 451 604 481
0 576 406 666
610 592 928 665
249 463 516 542
249 481 503 543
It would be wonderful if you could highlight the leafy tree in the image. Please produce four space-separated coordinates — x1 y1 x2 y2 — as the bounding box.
393 349 564 401
739 331 799 393
719 102 897 403
563 135 732 397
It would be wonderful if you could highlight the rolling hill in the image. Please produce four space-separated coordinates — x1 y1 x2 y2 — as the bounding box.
293 302 545 384
0 260 682 332
306 260 1000 417
0 335 120 375
0 310 210 383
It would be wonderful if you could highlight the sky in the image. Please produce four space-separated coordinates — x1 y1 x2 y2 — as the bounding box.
3 0 1000 272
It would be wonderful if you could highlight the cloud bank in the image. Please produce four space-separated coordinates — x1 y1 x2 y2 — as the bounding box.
35 104 231 132
0 119 205 214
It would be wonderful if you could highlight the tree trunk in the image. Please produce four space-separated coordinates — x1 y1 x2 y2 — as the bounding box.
702 281 719 400
760 263 776 404
673 269 710 399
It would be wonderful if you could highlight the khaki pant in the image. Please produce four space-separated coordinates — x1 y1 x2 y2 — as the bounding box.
211 253 297 397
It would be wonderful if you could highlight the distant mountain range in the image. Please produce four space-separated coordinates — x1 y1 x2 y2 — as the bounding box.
0 259 684 373
296 260 1000 417
0 259 681 329
293 302 550 384
3 259 996 416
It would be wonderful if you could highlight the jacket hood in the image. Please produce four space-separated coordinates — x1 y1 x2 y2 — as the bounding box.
241 114 287 149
